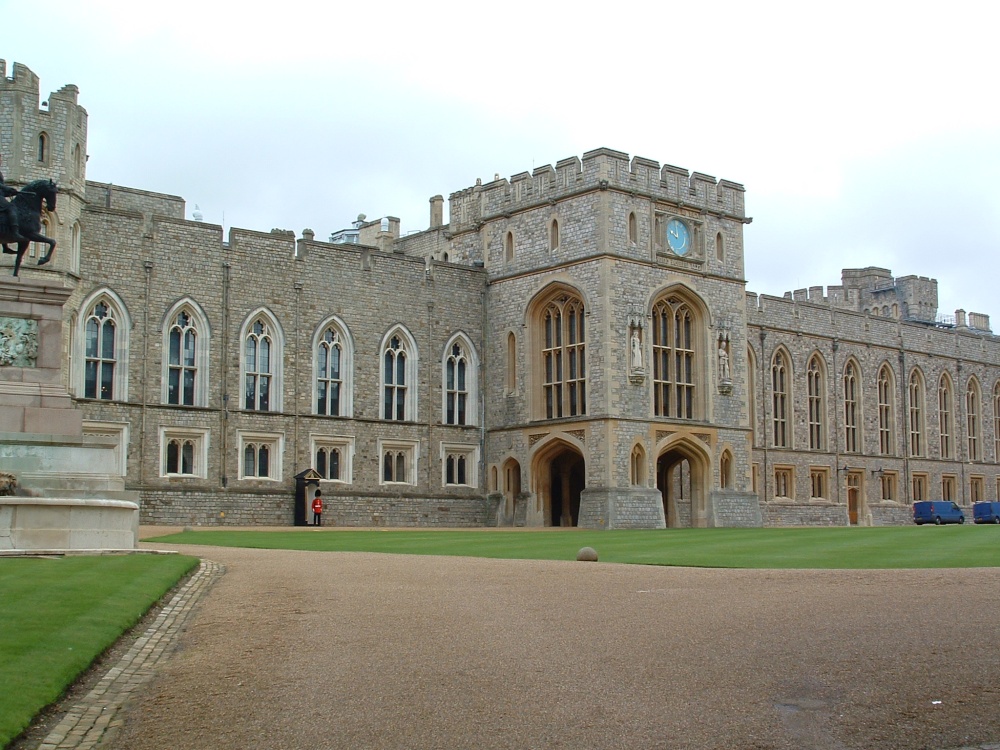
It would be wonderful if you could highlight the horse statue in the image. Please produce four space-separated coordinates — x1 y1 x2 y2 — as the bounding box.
0 178 58 277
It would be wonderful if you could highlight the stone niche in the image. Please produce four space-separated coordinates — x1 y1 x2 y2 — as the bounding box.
0 277 138 552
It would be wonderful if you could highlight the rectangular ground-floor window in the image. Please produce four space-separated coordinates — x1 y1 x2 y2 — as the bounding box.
970 476 984 504
378 439 418 485
310 434 354 484
809 467 829 500
942 474 957 502
441 443 479 487
160 427 209 478
880 471 898 502
239 431 284 481
774 466 794 499
912 473 928 502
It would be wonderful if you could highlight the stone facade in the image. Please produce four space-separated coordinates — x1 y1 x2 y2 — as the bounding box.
4 59 999 528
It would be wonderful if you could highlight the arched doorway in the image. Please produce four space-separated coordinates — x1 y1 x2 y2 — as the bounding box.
656 440 709 528
532 439 586 527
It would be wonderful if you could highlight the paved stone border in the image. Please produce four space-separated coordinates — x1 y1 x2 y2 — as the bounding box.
33 559 224 750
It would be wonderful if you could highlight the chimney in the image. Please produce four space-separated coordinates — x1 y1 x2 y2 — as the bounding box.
429 195 444 228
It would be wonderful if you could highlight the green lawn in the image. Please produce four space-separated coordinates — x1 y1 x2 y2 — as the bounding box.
146 525 1000 569
0 554 199 748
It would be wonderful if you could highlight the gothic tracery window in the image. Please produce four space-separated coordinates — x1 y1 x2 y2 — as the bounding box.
85 300 117 400
939 375 954 459
771 350 790 447
317 327 343 416
909 370 925 457
444 339 473 425
541 293 586 419
652 296 696 420
807 355 825 450
244 318 273 411
967 378 982 461
166 310 198 406
844 361 860 453
878 365 895 455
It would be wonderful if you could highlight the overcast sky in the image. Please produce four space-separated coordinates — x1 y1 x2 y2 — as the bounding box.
6 0 998 321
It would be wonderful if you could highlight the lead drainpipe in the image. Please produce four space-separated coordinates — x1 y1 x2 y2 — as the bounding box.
220 262 230 488
759 329 768 504
832 338 841 506
139 260 153 489
293 281 303 480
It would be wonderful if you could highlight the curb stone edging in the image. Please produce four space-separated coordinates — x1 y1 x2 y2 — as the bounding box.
31 559 224 750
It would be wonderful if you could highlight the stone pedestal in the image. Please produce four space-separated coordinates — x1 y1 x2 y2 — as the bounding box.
0 276 138 551
578 487 666 529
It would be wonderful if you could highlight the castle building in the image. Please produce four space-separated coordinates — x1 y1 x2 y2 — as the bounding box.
4 59 999 528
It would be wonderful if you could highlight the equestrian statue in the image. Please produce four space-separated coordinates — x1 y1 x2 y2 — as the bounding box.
0 154 58 277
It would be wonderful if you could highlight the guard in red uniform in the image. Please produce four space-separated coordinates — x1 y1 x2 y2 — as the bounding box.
311 490 323 526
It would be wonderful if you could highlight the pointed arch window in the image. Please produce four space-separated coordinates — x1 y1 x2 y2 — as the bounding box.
908 371 925 457
628 212 637 244
506 331 517 395
162 301 209 407
504 231 514 262
878 365 895 455
807 355 825 450
993 382 1000 462
844 361 860 453
245 320 272 410
652 296 698 419
549 218 560 251
37 132 49 163
85 301 117 400
939 375 954 459
443 335 478 425
313 317 353 418
382 327 418 421
241 311 283 412
630 444 646 486
748 349 758 446
541 294 586 419
771 350 790 447
967 379 982 461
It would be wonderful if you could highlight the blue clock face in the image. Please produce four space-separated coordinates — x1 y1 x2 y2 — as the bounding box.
666 218 690 255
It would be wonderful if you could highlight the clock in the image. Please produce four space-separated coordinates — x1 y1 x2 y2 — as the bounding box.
666 218 690 255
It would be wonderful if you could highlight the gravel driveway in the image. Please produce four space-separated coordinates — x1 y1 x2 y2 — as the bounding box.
104 538 1000 750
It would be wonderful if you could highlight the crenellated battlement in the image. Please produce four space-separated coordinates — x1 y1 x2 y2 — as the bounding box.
754 267 993 334
447 147 746 234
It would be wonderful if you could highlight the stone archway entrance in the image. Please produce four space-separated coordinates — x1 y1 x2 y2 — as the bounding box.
533 441 586 527
656 443 709 528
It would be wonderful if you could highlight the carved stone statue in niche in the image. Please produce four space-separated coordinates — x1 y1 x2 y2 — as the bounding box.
717 331 731 385
627 314 645 383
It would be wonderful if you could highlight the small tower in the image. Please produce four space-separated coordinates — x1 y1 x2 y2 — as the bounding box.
1 60 89 277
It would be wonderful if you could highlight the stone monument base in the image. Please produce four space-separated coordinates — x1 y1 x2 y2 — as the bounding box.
0 496 139 551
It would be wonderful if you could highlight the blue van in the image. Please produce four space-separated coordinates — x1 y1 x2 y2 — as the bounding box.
973 501 1000 524
913 501 965 525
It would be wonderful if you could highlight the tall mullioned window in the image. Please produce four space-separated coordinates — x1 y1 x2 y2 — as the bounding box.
445 342 469 425
807 355 825 450
244 319 273 411
85 300 117 400
652 296 697 420
166 310 197 406
771 350 790 448
541 294 586 419
967 379 981 461
317 327 343 416
878 365 894 455
993 383 1000 462
939 375 954 459
844 361 860 453
908 371 925 457
383 335 408 420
